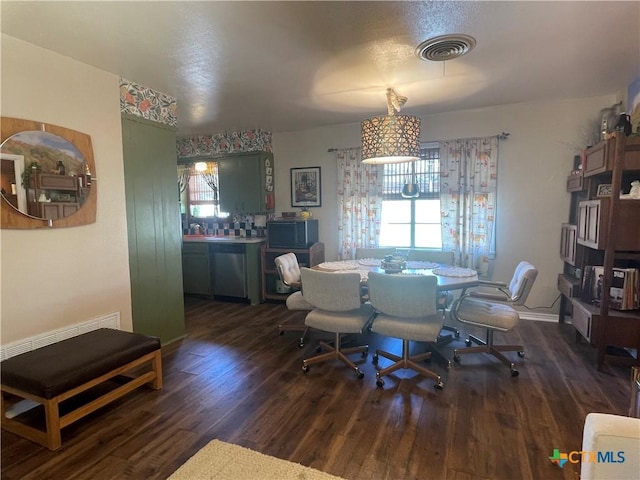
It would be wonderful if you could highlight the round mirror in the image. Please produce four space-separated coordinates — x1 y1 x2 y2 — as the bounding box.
1 131 91 220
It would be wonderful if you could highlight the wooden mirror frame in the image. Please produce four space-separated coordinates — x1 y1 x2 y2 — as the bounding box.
1 117 97 229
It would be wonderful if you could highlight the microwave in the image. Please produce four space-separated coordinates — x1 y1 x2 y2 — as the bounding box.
267 219 318 248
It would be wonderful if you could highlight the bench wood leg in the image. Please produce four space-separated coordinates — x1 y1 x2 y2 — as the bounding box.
44 398 61 450
151 350 163 390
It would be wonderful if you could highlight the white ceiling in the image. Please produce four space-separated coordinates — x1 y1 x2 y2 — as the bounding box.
1 1 639 137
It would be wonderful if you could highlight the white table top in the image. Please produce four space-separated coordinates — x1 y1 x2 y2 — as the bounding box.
314 259 479 291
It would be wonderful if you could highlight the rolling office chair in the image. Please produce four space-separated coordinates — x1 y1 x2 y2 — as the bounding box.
451 261 538 376
407 249 460 343
367 272 445 390
274 253 314 347
299 267 375 378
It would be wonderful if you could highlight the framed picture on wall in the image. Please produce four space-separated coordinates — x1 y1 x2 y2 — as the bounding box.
291 166 321 207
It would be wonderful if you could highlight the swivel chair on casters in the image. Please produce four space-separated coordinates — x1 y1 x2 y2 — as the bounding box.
299 267 374 379
274 253 314 347
407 249 460 343
451 261 538 376
367 272 445 390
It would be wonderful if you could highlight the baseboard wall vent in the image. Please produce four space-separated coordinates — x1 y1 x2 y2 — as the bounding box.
1 312 120 361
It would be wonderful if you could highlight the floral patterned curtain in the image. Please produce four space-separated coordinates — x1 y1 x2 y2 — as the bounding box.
439 136 499 276
201 162 219 200
336 149 383 259
177 164 191 193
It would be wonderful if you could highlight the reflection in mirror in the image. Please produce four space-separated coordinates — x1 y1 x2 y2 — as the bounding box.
0 131 91 220
1 153 27 213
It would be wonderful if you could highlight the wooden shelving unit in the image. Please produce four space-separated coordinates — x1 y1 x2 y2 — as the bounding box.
558 133 640 369
595 133 640 368
261 242 324 301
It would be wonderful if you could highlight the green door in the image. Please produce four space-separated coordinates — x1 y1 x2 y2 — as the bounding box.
121 114 185 344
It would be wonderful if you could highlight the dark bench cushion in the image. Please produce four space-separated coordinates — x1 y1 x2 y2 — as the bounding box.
1 328 160 399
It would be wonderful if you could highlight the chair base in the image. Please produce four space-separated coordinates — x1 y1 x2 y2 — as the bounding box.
453 331 524 376
436 324 460 346
373 339 444 390
278 313 310 347
302 332 368 378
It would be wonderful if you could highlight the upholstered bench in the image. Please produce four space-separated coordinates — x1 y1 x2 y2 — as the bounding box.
1 328 162 450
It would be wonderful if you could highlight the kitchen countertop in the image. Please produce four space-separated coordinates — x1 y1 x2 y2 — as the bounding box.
183 235 266 244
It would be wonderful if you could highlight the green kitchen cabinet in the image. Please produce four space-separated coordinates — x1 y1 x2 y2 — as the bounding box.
182 242 214 296
217 152 273 213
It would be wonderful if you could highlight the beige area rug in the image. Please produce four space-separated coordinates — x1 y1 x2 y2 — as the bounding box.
168 439 346 480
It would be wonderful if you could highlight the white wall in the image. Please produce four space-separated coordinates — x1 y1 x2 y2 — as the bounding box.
273 96 616 313
1 35 133 343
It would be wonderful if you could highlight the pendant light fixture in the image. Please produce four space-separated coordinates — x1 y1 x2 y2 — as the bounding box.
401 161 420 198
361 88 421 164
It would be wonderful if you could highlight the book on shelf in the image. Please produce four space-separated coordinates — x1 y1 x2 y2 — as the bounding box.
581 266 639 310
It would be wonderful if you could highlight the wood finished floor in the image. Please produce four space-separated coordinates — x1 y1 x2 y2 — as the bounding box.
1 296 633 480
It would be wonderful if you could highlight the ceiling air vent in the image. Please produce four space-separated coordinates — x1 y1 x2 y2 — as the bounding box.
415 34 476 62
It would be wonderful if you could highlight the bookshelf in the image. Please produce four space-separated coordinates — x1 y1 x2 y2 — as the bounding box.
558 133 640 368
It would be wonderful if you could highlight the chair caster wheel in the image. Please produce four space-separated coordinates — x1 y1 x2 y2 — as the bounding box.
376 378 384 388
511 369 519 377
279 330 285 336
372 354 379 365
453 355 461 363
362 348 368 358
465 339 472 347
434 381 444 390
517 351 525 357
302 365 309 373
298 341 304 348
454 331 460 338
355 368 364 379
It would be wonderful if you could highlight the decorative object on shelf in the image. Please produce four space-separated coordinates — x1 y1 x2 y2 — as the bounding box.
629 180 640 199
628 76 640 136
361 88 421 164
55 160 66 175
615 113 633 136
600 101 623 140
573 154 583 171
596 183 612 197
290 166 321 207
299 207 312 220
84 162 92 185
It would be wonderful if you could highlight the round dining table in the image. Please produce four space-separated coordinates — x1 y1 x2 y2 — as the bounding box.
313 259 479 292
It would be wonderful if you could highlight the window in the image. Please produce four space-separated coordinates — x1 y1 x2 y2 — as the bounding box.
179 161 226 219
379 146 441 249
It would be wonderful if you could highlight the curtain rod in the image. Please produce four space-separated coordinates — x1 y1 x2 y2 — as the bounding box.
327 132 510 152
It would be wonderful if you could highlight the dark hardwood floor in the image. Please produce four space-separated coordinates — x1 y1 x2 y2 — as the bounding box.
1 296 633 480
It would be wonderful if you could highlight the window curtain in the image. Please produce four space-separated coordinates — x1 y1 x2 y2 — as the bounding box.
439 136 499 276
336 148 383 259
177 164 190 194
201 162 219 203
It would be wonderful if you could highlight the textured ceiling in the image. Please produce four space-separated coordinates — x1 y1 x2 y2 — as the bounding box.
1 1 639 136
